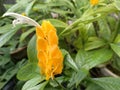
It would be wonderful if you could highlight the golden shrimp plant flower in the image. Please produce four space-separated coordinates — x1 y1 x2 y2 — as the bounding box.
90 0 99 6
3 12 63 80
36 21 63 80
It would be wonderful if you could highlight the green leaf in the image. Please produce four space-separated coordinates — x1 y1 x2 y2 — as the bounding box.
110 43 120 57
86 83 105 90
20 28 35 42
114 34 120 43
50 9 72 16
25 0 36 16
112 55 120 71
0 24 13 34
75 49 88 68
99 19 111 41
0 59 25 89
33 3 48 11
61 49 78 71
22 76 45 90
0 25 21 48
27 35 38 63
17 63 40 81
26 81 48 90
91 77 120 90
83 48 113 69
75 48 113 70
47 19 68 28
85 37 106 51
0 67 18 89
114 0 120 10
7 0 32 12
68 68 88 87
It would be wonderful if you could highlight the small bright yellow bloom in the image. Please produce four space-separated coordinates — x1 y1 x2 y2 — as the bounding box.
90 0 99 6
21 13 26 16
36 21 63 80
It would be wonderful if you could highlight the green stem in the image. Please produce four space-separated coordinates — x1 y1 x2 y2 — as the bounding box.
93 21 99 37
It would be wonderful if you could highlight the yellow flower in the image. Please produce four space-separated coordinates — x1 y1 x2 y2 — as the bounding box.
21 13 26 16
36 21 63 80
90 0 99 6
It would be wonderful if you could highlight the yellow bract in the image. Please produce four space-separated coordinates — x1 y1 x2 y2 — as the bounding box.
90 0 99 6
36 21 63 80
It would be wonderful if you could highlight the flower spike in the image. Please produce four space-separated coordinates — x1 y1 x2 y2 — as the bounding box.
3 12 39 27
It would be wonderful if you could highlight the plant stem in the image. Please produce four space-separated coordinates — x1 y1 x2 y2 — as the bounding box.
100 67 119 77
93 21 99 37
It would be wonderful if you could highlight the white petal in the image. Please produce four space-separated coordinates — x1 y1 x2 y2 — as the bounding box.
3 12 40 27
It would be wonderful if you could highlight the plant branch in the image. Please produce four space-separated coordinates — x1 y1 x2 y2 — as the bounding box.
100 67 119 78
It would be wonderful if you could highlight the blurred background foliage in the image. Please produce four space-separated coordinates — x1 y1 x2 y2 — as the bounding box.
1 0 120 90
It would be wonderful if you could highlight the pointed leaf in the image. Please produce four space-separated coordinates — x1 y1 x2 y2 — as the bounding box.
47 19 68 28
114 0 120 10
68 68 88 87
61 49 78 71
17 63 40 81
75 49 88 68
0 25 21 47
27 35 38 63
110 43 120 57
0 24 13 34
22 76 45 90
27 81 48 90
83 48 113 69
85 37 106 51
91 77 120 90
20 28 35 42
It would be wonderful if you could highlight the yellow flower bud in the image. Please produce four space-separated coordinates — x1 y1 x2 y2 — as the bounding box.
90 0 99 6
